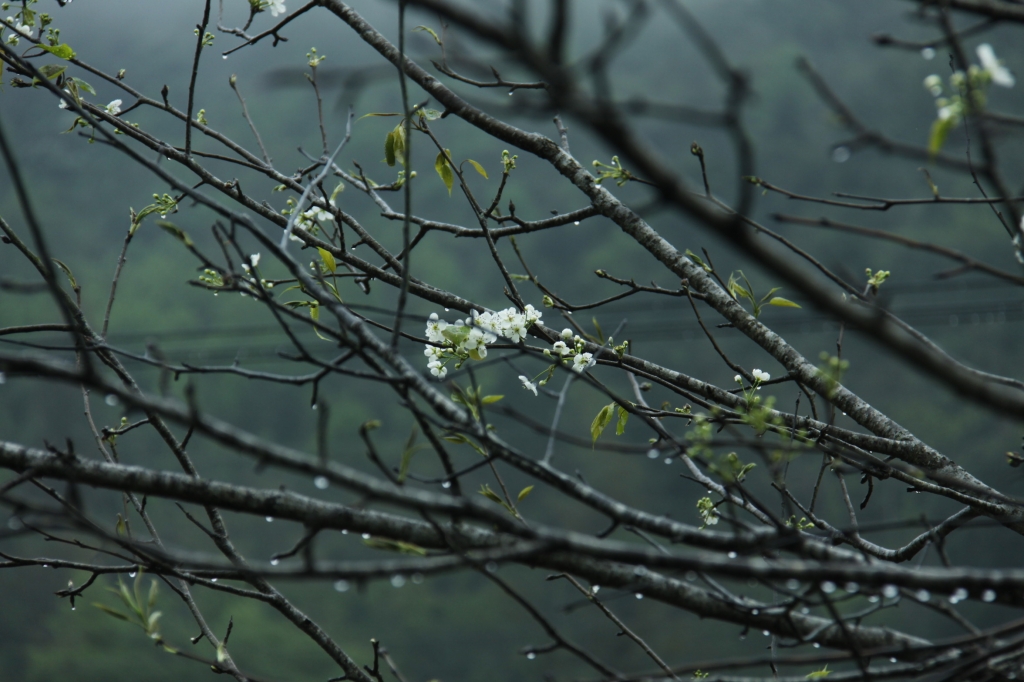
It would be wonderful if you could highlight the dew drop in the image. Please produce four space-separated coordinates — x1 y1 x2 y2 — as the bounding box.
71 605 76 611
265 516 273 523
635 593 644 600
831 146 851 163
314 476 329 490
444 308 449 312
270 558 280 566
921 47 936 60
592 585 601 594
751 608 759 615
573 221 580 226
647 449 659 459
728 552 737 559
916 589 931 602
890 657 897 663
982 589 996 602
334 579 350 592
222 54 228 60
391 574 406 588
42 564 49 569
128 571 137 578
762 630 770 636
786 579 800 590
882 584 898 599
813 642 821 648
664 458 673 465
211 578 218 583
312 404 318 410
845 582 859 593
361 533 371 539
485 562 498 573
411 573 424 584
821 581 836 594
950 587 968 603
441 481 452 489
104 394 119 406
526 652 536 660
508 90 514 96
868 595 879 603
341 529 348 535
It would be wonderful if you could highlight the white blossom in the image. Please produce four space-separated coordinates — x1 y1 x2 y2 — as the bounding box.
266 0 287 17
923 74 943 97
250 253 261 268
427 359 447 379
105 99 123 115
302 205 334 223
572 352 595 373
552 340 571 356
518 375 538 396
425 314 449 343
734 374 742 383
560 328 573 340
752 369 770 382
977 43 1014 88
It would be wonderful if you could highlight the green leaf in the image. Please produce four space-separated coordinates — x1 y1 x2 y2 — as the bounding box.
309 303 332 341
68 77 96 95
441 325 471 347
929 116 956 157
157 221 194 247
362 537 428 555
398 426 419 483
114 513 127 536
148 579 159 610
37 64 67 80
413 25 442 45
52 258 77 290
358 111 401 121
767 297 801 309
517 485 534 502
615 406 629 436
384 130 397 167
590 403 615 446
435 151 454 196
317 247 337 274
478 483 504 505
418 108 443 121
481 394 504 404
592 317 604 344
38 43 76 60
92 603 131 622
465 159 488 179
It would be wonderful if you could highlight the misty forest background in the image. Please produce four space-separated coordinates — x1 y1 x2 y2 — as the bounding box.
2 1 1024 680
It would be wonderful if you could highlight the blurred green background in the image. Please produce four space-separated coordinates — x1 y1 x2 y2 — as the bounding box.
2 1 1024 680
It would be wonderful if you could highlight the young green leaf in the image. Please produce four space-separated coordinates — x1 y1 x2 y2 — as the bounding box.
317 247 337 274
157 221 194 247
590 402 615 446
767 297 801 309
929 116 956 157
481 394 504 404
435 151 454 196
38 43 76 60
517 485 534 502
465 159 489 179
52 258 77 290
36 64 67 80
413 25 442 45
478 483 504 505
68 77 96 95
358 111 402 121
384 130 397 166
615 405 629 435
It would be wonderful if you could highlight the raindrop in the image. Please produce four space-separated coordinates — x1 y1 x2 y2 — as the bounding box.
361 533 371 539
727 552 737 559
485 562 498 573
391 575 406 588
592 585 601 594
751 609 759 615
821 581 836 594
882 584 898 599
444 308 449 312
128 571 137 578
845 582 859 593
526 652 536 660
441 481 452 489
762 630 770 637
867 595 879 603
265 517 273 523
786 579 800 590
647 449 659 459
813 643 821 649
889 657 897 663
801 607 810 614
635 593 644 600
341 529 348 534
982 589 996 603
573 221 580 226
831 146 851 163
270 559 280 566
222 55 228 60
916 589 931 602
508 90 514 96
950 587 968 604
411 573 424 584
663 458 673 465
43 564 49 569
334 579 350 592
312 404 318 410
71 605 76 611
314 476 329 490
921 47 936 60
211 578 218 583
104 394 119 406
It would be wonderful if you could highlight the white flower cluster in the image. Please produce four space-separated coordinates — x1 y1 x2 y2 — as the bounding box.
734 368 771 389
423 305 543 380
5 17 32 46
546 328 597 373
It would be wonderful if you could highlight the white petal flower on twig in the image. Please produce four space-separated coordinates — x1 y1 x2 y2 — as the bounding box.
105 99 123 115
572 352 595 373
977 43 1015 88
518 375 538 396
